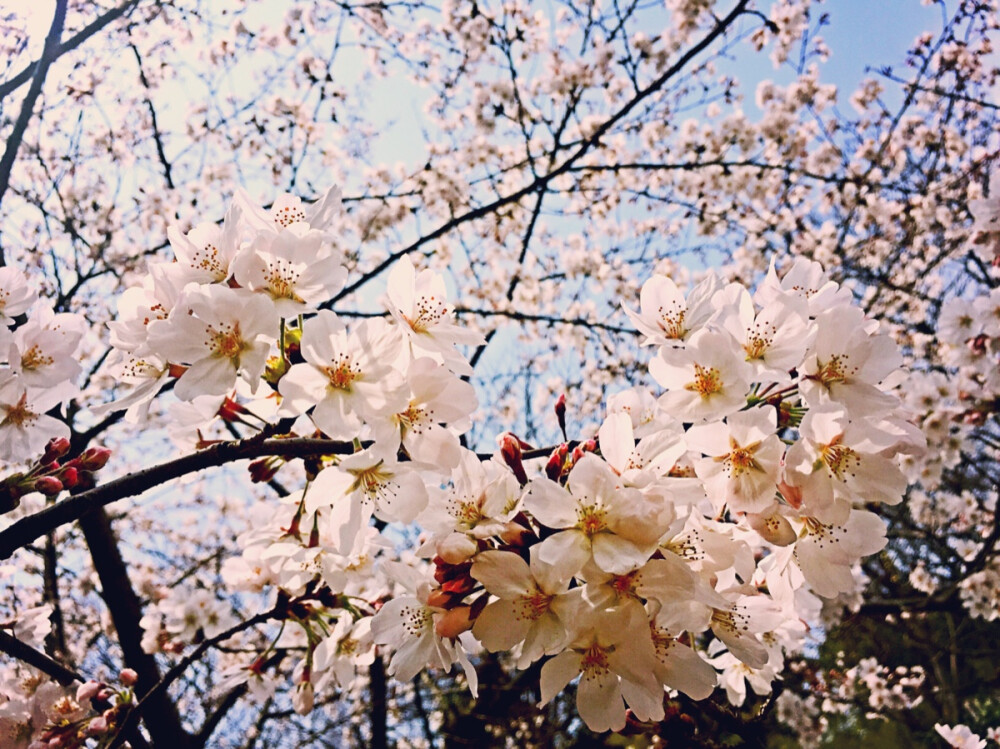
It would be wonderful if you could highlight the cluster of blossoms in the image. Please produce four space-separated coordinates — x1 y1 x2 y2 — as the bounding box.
0 601 137 749
0 269 84 470
97 185 922 734
893 177 1000 623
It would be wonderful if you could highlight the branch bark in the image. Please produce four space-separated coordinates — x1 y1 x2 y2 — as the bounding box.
79 507 191 748
0 0 68 265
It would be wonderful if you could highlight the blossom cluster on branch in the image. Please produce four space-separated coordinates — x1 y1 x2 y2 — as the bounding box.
76 186 922 735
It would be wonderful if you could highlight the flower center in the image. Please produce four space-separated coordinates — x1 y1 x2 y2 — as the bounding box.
820 438 861 480
684 363 723 397
324 356 360 391
210 323 246 360
657 303 686 339
576 504 608 537
19 344 53 371
2 393 35 428
406 294 446 333
516 590 552 621
580 644 611 678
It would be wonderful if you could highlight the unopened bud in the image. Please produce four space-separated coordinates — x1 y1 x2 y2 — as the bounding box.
436 533 478 564
545 444 568 481
555 394 567 439
40 438 71 464
293 682 315 716
435 605 474 639
33 477 63 496
498 432 528 485
58 467 78 489
76 681 102 702
76 447 112 471
119 668 138 687
87 716 109 735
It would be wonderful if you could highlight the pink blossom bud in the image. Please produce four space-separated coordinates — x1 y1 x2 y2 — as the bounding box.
40 437 71 464
87 716 109 735
33 476 63 496
554 393 567 438
76 680 102 702
58 467 78 488
498 432 528 485
77 447 112 471
435 605 474 638
545 444 568 481
119 668 138 687
436 533 478 564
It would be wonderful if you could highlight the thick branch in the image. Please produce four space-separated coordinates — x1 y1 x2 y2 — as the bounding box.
0 435 571 559
0 629 83 685
0 0 67 256
108 606 279 749
0 437 356 559
0 0 140 102
79 507 191 747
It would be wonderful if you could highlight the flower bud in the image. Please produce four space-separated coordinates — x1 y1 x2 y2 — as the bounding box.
554 393 567 438
498 432 528 485
33 477 63 496
76 447 112 471
87 716 109 735
40 438 71 465
434 605 474 639
58 467 78 489
119 668 138 687
436 533 478 564
545 444 568 481
76 681 102 702
293 682 315 715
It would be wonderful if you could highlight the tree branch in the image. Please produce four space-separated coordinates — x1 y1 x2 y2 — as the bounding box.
0 629 83 685
0 0 67 264
328 0 750 304
108 605 280 749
